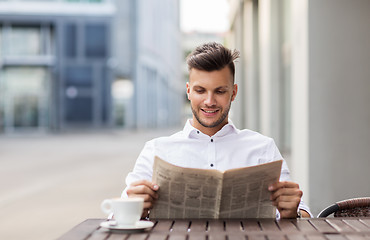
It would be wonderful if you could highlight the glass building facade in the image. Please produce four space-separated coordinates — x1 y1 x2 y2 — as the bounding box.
0 1 111 132
0 0 183 133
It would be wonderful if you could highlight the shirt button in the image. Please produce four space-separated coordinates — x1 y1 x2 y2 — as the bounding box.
210 164 214 167
211 139 213 142
197 131 200 134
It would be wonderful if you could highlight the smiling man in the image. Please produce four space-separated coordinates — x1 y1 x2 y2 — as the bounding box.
187 66 236 136
123 42 311 219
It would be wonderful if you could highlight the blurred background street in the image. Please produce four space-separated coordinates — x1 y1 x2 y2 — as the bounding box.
0 128 177 240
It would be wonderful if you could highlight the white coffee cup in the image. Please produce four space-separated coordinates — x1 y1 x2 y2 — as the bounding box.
101 197 144 226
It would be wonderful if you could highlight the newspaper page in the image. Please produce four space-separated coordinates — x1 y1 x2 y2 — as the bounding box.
151 156 282 219
151 156 223 218
219 160 282 218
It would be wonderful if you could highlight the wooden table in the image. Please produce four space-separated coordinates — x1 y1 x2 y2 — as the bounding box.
58 218 370 240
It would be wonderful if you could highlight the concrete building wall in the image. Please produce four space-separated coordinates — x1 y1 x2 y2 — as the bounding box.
133 0 183 129
113 0 133 77
290 0 310 211
308 0 370 215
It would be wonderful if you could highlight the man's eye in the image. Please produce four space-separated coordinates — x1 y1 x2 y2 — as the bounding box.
195 89 204 93
216 91 226 94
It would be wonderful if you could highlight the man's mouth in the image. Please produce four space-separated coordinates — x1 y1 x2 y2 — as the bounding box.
201 109 219 114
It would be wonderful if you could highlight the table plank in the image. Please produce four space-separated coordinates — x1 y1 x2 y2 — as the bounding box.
127 233 151 240
183 233 206 240
344 234 370 240
285 233 309 240
242 219 262 232
305 235 330 240
58 219 102 240
147 233 169 240
246 234 269 240
107 233 129 240
258 219 280 231
360 219 370 227
208 233 227 240
152 220 173 233
189 220 207 232
172 220 191 232
225 220 243 232
309 219 337 233
207 220 225 232
261 234 285 240
276 220 299 233
326 219 357 232
344 220 370 232
227 234 247 240
294 219 318 232
87 228 112 240
167 234 187 240
324 234 349 240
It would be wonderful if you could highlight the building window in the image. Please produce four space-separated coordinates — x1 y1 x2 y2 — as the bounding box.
65 65 93 87
65 97 93 122
64 65 94 123
1 67 49 129
84 24 107 58
5 26 41 56
64 24 77 58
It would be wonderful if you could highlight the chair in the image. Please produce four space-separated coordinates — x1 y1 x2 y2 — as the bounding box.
317 197 370 217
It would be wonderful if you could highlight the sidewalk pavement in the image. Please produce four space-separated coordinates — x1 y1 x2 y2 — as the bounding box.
0 128 178 240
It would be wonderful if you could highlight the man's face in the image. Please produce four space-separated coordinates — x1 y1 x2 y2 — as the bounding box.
186 66 237 135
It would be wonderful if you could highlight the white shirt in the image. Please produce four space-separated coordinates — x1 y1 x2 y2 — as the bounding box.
124 119 312 217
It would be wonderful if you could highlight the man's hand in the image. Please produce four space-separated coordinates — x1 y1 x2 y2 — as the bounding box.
268 181 308 218
126 180 159 218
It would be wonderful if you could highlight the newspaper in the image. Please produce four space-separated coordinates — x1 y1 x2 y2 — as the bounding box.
151 156 282 219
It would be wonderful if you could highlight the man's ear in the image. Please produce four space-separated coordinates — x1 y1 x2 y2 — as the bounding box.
231 84 238 101
186 82 190 100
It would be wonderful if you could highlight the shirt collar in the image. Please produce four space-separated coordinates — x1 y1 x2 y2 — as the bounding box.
183 119 239 139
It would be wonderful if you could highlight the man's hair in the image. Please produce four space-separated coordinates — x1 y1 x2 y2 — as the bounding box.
186 42 240 79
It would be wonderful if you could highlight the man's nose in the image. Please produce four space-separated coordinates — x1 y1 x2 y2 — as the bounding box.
204 93 216 106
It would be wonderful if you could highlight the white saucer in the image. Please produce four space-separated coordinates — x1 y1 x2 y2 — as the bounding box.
100 220 154 232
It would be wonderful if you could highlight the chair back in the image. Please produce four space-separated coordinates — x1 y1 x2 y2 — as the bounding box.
334 197 370 217
317 197 370 218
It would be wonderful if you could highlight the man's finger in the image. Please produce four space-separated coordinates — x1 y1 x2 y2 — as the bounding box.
268 181 299 191
130 180 159 191
270 188 302 201
275 198 300 209
272 195 301 204
126 185 158 199
128 193 155 203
